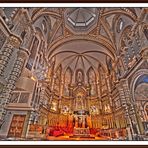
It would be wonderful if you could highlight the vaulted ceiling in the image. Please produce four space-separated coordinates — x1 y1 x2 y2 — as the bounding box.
25 8 147 84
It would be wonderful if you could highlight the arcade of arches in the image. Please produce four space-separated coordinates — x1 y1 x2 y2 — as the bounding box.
0 8 148 140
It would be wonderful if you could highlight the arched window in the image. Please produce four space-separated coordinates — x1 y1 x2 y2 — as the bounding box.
42 20 47 34
87 67 97 96
98 65 107 95
135 75 148 101
64 67 72 96
134 74 148 122
117 18 124 33
54 65 62 95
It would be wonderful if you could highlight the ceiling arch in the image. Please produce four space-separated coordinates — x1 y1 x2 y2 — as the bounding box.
47 36 116 60
102 9 137 21
31 8 62 23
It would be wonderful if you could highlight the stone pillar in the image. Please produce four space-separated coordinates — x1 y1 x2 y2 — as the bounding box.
68 86 74 112
59 75 64 98
0 35 21 76
0 35 21 126
69 85 73 97
59 75 64 109
25 111 33 138
86 85 90 111
49 74 56 105
121 79 144 135
106 75 111 92
118 79 135 140
0 47 29 126
22 111 31 138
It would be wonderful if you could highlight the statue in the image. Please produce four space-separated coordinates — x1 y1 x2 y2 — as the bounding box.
78 71 83 83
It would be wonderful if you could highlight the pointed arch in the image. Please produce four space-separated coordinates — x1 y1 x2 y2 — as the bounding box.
63 67 73 96
54 64 62 95
87 67 96 84
98 64 108 95
87 66 97 96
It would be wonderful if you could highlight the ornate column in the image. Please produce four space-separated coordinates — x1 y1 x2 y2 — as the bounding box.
122 79 145 135
0 35 21 77
0 47 29 126
117 79 135 140
86 85 90 111
0 35 21 126
58 74 64 110
49 73 56 105
105 74 111 92
67 84 73 112
69 85 73 97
